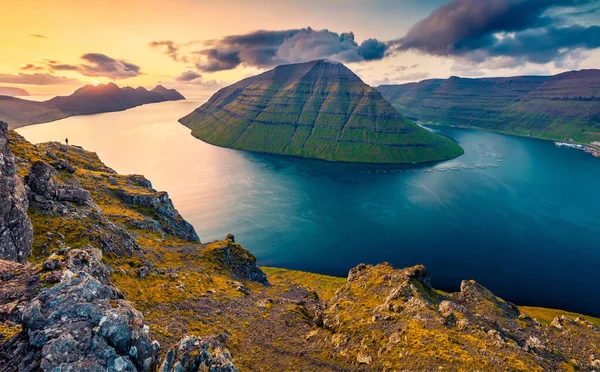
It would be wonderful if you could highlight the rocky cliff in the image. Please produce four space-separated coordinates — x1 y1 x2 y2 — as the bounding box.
180 60 463 164
0 83 185 130
0 126 599 371
378 69 600 142
0 122 33 262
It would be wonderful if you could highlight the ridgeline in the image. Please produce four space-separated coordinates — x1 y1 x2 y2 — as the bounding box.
180 60 463 164
378 69 600 143
0 83 185 130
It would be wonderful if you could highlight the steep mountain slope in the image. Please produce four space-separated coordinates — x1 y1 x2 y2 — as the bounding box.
0 83 185 129
180 60 463 164
1 124 599 371
378 69 600 142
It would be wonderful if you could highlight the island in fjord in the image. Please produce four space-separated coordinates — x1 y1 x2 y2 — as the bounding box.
0 83 185 130
378 69 600 143
179 60 463 164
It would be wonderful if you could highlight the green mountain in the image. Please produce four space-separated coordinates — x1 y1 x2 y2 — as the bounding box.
179 60 463 164
378 69 600 142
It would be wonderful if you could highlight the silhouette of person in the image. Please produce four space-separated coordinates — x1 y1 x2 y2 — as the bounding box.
65 138 69 146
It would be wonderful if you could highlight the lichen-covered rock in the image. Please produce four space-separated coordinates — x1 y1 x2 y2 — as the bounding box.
160 335 238 372
27 161 91 205
456 279 520 319
114 187 199 242
0 121 33 263
42 246 111 285
0 260 40 324
22 272 159 371
205 239 269 285
319 262 600 371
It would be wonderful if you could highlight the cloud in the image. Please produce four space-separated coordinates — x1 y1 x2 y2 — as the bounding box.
29 34 48 39
390 0 600 67
15 54 143 82
45 61 79 71
175 70 202 82
77 53 142 79
376 72 431 85
151 27 390 72
0 73 77 85
149 41 189 63
394 64 419 72
20 64 45 71
163 72 224 91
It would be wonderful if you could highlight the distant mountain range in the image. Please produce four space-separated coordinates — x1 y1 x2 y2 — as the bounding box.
0 83 185 129
0 87 29 97
180 60 463 164
378 69 600 143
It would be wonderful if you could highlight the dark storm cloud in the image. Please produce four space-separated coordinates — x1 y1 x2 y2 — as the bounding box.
0 73 77 85
151 27 390 72
390 0 600 64
78 53 142 79
174 70 202 82
194 49 241 72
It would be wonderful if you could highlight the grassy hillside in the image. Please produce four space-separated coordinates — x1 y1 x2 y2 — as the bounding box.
180 60 463 164
378 69 600 142
5 130 600 371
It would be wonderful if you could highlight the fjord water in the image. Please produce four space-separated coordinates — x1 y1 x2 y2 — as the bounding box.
17 100 600 316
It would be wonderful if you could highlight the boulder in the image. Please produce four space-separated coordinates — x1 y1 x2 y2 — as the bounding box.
61 246 111 284
0 121 33 263
206 239 269 285
160 335 238 372
22 272 160 371
27 160 91 204
114 189 199 242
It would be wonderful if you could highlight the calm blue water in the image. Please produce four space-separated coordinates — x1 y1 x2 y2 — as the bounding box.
17 101 600 316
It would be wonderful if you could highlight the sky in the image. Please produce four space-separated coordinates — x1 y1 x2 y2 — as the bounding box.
1 0 599 97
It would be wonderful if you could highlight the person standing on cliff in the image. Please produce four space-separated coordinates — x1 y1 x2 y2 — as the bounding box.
65 138 69 146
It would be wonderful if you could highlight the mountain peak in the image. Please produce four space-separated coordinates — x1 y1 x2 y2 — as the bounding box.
151 85 185 100
180 60 463 164
72 82 121 96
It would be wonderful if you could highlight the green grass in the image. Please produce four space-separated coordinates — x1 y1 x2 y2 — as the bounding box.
179 60 464 164
520 306 600 327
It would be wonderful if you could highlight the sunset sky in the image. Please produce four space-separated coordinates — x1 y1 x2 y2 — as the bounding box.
1 0 599 97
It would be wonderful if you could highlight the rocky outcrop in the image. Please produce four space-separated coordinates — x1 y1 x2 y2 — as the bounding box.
22 273 159 371
25 160 139 257
317 263 600 371
205 237 269 285
114 180 199 242
42 246 112 285
27 161 91 205
160 336 238 372
0 121 33 263
0 260 40 324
